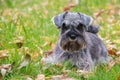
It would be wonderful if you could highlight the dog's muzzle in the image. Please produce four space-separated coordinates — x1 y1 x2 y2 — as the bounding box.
68 31 78 41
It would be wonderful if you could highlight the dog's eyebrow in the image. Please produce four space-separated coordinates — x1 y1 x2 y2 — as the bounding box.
71 20 82 27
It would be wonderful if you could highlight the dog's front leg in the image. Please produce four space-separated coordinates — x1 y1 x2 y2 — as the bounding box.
41 51 69 64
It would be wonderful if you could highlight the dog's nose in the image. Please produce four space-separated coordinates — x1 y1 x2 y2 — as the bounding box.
70 34 76 40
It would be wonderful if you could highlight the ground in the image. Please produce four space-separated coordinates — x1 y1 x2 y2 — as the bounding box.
0 0 120 80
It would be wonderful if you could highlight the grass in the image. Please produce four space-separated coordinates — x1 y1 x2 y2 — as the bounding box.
0 0 120 80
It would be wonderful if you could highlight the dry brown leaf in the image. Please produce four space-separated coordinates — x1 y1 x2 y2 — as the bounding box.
108 49 118 57
93 10 105 18
63 0 78 11
35 74 45 80
106 60 115 72
17 54 31 69
0 63 14 76
0 50 8 59
117 76 120 80
51 75 74 80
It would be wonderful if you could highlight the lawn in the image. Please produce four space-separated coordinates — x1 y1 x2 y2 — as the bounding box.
0 0 120 80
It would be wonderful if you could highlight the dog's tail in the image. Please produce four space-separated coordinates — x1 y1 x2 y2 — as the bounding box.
87 25 99 34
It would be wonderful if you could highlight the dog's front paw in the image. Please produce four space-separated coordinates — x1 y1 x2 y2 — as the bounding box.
41 57 54 65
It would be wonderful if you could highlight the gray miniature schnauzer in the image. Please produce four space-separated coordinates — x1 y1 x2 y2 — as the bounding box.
42 12 110 71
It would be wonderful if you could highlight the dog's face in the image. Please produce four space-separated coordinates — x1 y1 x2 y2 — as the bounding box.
59 20 86 52
52 12 93 52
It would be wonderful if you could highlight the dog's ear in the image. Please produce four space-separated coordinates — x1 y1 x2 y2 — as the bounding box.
78 12 93 27
52 12 68 29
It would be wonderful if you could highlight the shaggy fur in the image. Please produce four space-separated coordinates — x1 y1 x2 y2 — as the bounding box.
42 12 110 71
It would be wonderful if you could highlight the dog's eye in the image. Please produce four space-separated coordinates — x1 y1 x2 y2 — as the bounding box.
79 23 84 27
62 23 68 30
77 26 83 31
63 26 68 30
77 23 84 31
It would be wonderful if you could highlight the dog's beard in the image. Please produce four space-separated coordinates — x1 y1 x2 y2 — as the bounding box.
59 36 86 52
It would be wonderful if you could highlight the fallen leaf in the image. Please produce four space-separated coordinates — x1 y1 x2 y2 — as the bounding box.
108 49 117 57
17 54 31 69
51 75 74 80
1 69 6 77
35 74 45 80
93 10 105 18
0 63 14 76
63 0 78 11
106 60 115 72
0 50 8 59
117 76 120 80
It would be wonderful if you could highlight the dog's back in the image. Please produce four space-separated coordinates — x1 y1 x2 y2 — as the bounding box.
85 32 108 64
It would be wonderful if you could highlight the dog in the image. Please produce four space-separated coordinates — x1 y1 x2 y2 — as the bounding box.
42 12 110 71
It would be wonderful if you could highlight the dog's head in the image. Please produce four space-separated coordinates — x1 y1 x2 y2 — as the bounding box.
52 12 92 52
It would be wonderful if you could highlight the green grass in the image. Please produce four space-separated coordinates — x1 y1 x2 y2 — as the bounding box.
0 0 120 80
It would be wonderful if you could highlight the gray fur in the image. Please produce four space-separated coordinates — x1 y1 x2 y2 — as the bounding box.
43 12 110 71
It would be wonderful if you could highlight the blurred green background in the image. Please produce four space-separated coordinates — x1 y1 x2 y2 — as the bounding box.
0 0 120 80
